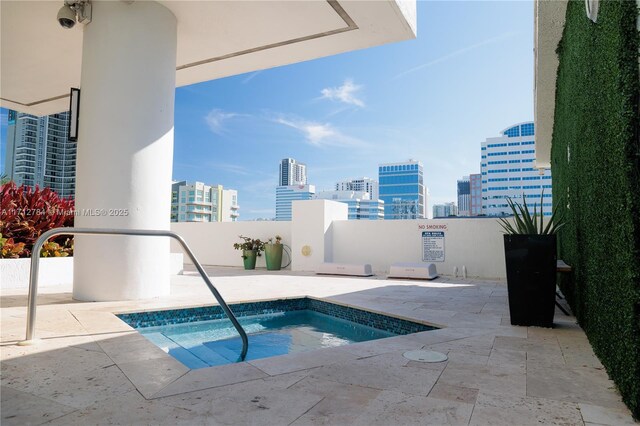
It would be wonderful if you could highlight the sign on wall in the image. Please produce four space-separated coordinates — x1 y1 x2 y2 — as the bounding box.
422 231 445 262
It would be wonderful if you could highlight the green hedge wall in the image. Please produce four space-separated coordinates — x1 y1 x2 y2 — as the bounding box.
552 0 640 418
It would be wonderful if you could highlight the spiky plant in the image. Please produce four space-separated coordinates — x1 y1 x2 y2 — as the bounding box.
498 191 565 235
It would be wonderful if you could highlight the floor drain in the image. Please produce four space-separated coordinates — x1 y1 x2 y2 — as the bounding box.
403 350 448 363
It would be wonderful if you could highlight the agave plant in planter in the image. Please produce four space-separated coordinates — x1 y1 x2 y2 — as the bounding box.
498 191 564 328
233 235 265 270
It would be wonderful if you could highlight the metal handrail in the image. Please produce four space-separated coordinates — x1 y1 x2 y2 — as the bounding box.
18 227 249 361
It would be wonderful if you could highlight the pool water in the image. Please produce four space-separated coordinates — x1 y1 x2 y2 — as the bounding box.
138 310 396 369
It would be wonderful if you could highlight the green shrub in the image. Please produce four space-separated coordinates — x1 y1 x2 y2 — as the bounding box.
552 0 640 417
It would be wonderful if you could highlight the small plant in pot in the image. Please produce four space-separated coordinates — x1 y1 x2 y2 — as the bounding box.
233 235 265 270
264 235 283 271
498 192 564 328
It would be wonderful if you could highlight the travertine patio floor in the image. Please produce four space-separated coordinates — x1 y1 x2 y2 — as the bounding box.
1 267 636 425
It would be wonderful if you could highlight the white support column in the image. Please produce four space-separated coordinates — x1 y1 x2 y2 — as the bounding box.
291 200 348 272
73 1 177 301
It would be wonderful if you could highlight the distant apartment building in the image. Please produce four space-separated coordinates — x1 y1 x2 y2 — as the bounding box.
470 173 483 216
481 122 552 216
316 190 384 220
275 184 315 221
279 158 307 186
433 202 458 218
4 110 76 198
171 181 239 222
378 159 426 220
457 176 471 216
335 177 379 201
276 157 314 221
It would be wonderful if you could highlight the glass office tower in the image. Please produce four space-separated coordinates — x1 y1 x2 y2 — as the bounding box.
378 160 425 220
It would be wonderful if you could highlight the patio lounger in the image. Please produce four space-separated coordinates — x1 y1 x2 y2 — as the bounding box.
316 263 374 277
388 262 438 280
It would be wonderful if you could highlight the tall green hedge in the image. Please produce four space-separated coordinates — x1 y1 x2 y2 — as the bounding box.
552 0 640 418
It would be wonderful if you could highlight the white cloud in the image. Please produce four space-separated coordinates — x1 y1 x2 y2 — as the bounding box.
320 79 365 107
242 70 262 84
204 109 239 134
274 117 365 148
394 32 520 80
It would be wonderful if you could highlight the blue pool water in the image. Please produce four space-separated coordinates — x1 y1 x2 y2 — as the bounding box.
118 298 435 369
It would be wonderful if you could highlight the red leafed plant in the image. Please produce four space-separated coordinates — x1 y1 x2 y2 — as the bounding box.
0 182 74 258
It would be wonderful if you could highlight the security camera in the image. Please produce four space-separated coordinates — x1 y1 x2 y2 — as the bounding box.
57 4 76 29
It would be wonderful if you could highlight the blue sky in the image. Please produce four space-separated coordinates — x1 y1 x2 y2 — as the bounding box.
1 1 534 220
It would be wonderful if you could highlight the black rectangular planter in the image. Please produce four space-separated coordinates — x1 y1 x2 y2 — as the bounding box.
504 234 557 327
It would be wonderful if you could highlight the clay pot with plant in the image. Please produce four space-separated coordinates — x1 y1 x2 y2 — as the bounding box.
264 235 284 271
233 235 265 270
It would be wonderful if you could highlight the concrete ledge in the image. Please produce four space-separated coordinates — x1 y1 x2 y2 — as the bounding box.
1 253 184 290
316 262 374 277
388 262 438 280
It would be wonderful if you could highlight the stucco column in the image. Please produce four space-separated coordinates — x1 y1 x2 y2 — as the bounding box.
73 1 177 301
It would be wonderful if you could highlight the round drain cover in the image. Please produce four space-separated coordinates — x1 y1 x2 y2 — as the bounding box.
403 350 448 363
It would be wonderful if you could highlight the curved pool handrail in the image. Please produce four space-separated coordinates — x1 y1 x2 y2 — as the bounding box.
19 227 249 361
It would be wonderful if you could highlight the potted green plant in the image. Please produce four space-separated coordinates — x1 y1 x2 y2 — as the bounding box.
264 235 284 271
498 192 564 327
233 235 265 270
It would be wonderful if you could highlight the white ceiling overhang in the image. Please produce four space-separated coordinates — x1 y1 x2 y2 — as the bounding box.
0 0 417 116
533 0 567 169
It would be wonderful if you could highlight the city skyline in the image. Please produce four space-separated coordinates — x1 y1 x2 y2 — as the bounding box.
0 2 534 220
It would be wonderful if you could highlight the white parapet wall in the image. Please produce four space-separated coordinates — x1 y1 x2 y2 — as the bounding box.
332 218 507 280
170 221 293 268
1 254 184 290
169 203 507 280
1 257 74 290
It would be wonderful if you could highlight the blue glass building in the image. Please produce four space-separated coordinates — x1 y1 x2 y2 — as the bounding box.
378 160 425 220
481 122 552 216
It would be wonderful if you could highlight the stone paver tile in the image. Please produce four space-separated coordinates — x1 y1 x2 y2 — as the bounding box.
45 390 191 426
438 363 526 397
95 332 172 364
428 382 479 404
445 351 489 366
1 385 77 426
247 345 357 376
117 355 189 399
309 353 440 397
487 348 526 370
578 403 637 425
494 335 566 365
352 390 474 426
170 387 324 425
469 391 583 426
526 361 627 410
339 334 424 359
156 370 312 410
289 376 382 425
4 362 135 410
152 362 268 398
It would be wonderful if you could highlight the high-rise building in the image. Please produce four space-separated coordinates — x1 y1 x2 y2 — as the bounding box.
171 181 239 222
457 176 471 216
469 173 483 216
4 110 76 198
335 177 379 201
481 122 552 216
433 202 458 218
279 158 307 186
316 190 384 220
275 184 315 221
378 159 425 220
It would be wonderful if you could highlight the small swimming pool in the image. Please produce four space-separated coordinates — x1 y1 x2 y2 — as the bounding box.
117 298 435 369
